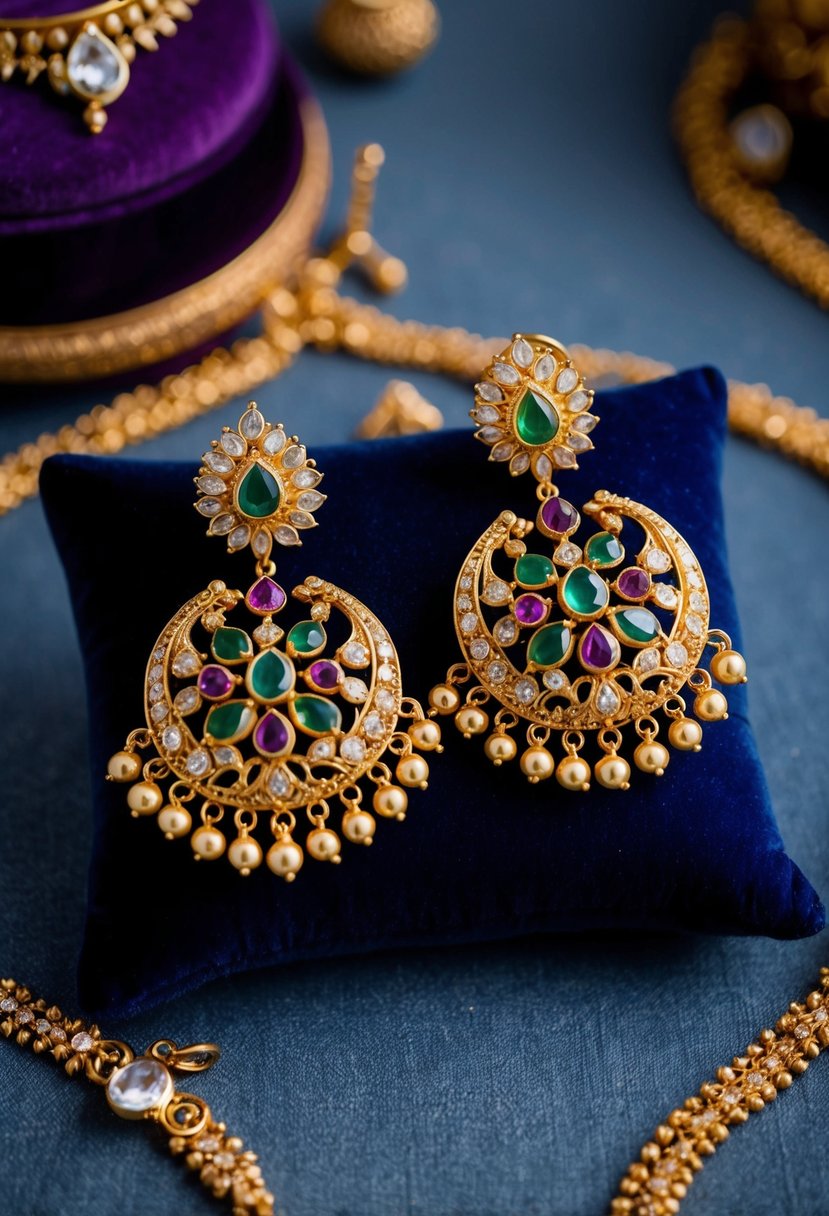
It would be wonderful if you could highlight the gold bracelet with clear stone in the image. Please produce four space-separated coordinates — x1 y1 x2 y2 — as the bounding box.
0 0 198 132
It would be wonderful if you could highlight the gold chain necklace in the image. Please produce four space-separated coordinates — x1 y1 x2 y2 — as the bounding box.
3 147 829 1215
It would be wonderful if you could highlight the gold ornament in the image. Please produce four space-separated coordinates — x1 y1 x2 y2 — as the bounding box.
108 401 437 878
428 334 747 789
317 0 438 77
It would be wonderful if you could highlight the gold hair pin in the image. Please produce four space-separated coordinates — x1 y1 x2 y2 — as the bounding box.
0 0 198 132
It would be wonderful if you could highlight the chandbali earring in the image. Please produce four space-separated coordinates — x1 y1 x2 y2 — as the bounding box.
107 402 438 879
428 335 747 790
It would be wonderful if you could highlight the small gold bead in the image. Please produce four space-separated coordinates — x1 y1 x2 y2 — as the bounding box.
484 733 517 765
46 27 69 50
668 717 703 751
126 781 163 815
190 825 226 860
595 754 631 790
454 706 488 738
634 740 670 776
157 805 191 838
396 754 429 788
107 750 142 782
266 839 303 878
103 12 124 34
306 826 341 862
373 784 408 819
711 649 747 685
342 808 375 845
408 719 442 750
429 683 460 714
228 836 263 874
694 689 729 721
555 755 591 791
520 745 554 783
20 29 43 53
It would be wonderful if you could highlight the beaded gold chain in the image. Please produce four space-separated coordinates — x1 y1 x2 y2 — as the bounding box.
3 146 829 1214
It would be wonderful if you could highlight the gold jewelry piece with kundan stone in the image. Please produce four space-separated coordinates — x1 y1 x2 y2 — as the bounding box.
0 0 198 132
429 334 747 791
107 401 438 880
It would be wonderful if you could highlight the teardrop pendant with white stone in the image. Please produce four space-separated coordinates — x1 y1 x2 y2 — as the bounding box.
64 23 130 131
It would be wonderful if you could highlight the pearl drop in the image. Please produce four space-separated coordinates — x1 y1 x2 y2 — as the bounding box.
342 810 376 845
396 755 429 788
556 756 591 791
157 806 191 838
428 684 460 714
484 733 517 765
520 746 554 782
228 837 263 874
408 720 442 750
595 755 631 790
307 827 341 862
373 785 408 819
266 840 304 879
191 826 226 860
455 707 488 737
127 781 163 816
107 750 141 782
668 717 703 751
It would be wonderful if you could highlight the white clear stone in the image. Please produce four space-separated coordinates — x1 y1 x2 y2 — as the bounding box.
71 1032 94 1053
512 338 533 367
815 1009 828 1023
685 613 703 636
492 441 516 462
493 362 520 386
377 641 394 657
213 747 238 767
343 677 369 702
795 1024 810 1040
290 510 315 529
483 580 510 604
186 749 211 777
0 998 17 1012
35 1019 51 1034
487 660 507 684
477 426 502 445
689 591 706 613
210 514 235 536
376 689 395 711
747 1072 764 1086
107 1059 172 1116
153 647 165 661
666 642 688 667
213 1151 236 1171
16 1010 33 1025
254 622 280 646
654 584 678 609
203 451 233 474
151 703 168 723
646 549 671 573
475 382 503 403
552 447 577 468
50 1027 66 1042
268 769 291 797
460 613 478 633
174 687 200 714
514 678 537 705
567 433 592 453
196 498 223 517
240 408 265 440
723 1088 740 1105
459 575 473 591
567 389 589 411
292 468 321 489
162 727 182 752
457 594 472 612
263 428 286 455
341 737 366 762
556 368 578 393
197 475 226 496
298 491 325 511
510 452 530 475
474 405 501 425
66 26 125 96
534 454 553 481
196 1135 222 1154
687 570 702 589
252 530 271 557
470 639 490 660
596 682 621 715
543 670 568 691
343 642 368 666
149 664 163 683
275 525 300 546
678 543 695 568
534 353 557 384
494 617 518 645
765 1056 780 1070
554 542 581 565
282 445 305 468
149 683 164 703
228 525 251 551
220 432 246 458
378 661 395 682
364 714 384 739
171 648 198 676
572 413 597 433
636 648 660 673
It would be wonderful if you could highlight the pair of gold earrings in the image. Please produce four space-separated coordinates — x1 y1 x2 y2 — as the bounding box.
108 334 747 880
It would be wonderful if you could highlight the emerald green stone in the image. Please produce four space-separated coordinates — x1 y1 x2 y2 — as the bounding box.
287 620 327 656
614 607 659 645
560 566 609 617
237 462 280 518
514 389 559 446
292 694 342 736
212 626 252 664
527 622 572 668
247 649 294 701
205 700 255 743
585 531 624 567
515 553 554 588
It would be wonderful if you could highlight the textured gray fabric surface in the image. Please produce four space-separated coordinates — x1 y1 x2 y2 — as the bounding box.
2 0 829 1213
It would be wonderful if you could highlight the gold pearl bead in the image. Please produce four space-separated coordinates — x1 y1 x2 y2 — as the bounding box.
455 706 489 738
556 756 591 791
408 719 442 750
484 733 517 765
46 27 69 50
396 754 429 788
373 784 408 820
317 0 439 77
228 836 263 875
126 781 163 816
103 12 124 34
634 740 670 776
595 754 631 790
157 805 191 839
266 840 304 880
191 825 226 860
711 649 747 685
343 809 376 845
520 746 554 783
695 689 729 721
107 750 142 782
429 684 460 715
668 717 703 751
307 827 342 863
21 29 43 53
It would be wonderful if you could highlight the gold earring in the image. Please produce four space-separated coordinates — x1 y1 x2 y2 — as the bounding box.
428 335 747 791
107 402 438 879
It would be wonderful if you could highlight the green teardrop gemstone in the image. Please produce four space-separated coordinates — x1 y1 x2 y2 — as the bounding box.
246 649 295 702
560 566 609 617
212 626 253 664
527 622 572 668
292 694 342 736
237 462 280 518
287 621 327 656
205 700 255 743
613 607 660 645
515 553 555 588
514 389 559 446
585 531 624 568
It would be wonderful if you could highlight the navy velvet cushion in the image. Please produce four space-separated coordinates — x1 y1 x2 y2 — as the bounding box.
40 367 824 1018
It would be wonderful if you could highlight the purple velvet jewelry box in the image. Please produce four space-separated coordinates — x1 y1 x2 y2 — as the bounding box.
0 0 330 378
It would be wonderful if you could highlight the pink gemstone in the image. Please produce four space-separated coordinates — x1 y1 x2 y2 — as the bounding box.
197 665 234 699
514 594 548 626
540 497 577 535
246 577 286 615
617 568 650 600
579 625 618 671
309 660 341 690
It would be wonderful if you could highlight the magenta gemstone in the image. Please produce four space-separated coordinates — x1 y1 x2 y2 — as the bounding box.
580 625 618 671
197 665 234 699
540 497 577 535
514 594 548 626
246 577 286 615
617 568 650 600
309 660 341 690
254 712 290 756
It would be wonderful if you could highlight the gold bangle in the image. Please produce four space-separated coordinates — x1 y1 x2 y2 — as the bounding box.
0 0 199 132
